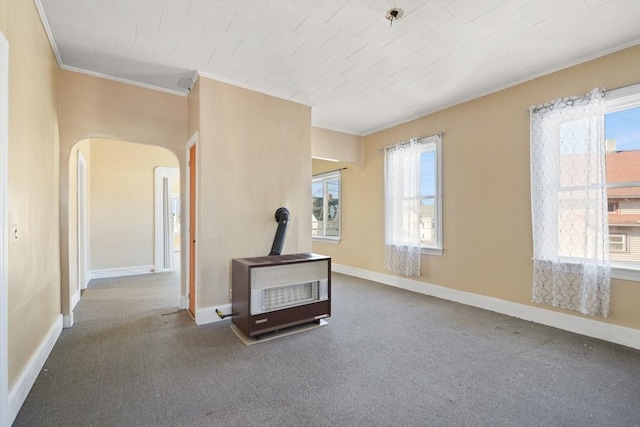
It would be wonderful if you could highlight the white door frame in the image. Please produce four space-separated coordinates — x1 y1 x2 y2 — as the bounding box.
0 30 10 427
184 132 198 313
77 151 88 291
154 166 179 273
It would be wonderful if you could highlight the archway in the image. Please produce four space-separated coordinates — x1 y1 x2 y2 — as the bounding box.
66 138 182 322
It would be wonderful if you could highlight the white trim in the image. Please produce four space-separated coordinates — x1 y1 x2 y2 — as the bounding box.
611 266 640 282
8 314 62 425
33 0 62 68
0 30 9 427
154 167 179 273
185 133 199 317
90 265 155 280
195 304 232 326
179 295 188 310
332 263 640 350
63 313 73 328
77 151 88 290
605 83 640 113
420 247 443 256
70 289 80 312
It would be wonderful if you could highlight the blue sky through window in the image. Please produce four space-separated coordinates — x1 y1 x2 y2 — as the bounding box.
606 107 640 151
420 149 435 204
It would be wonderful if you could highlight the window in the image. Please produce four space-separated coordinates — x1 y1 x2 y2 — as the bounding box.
312 170 341 241
418 136 443 254
605 85 640 274
609 234 628 253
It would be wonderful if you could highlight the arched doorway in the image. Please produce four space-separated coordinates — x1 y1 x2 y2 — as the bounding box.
66 138 182 320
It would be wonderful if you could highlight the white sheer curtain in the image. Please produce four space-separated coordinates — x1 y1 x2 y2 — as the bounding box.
384 139 421 276
529 88 610 317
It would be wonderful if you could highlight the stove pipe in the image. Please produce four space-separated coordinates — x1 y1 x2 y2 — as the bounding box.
269 207 290 256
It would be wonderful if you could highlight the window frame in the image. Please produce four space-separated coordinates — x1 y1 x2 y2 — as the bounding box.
605 84 640 281
418 134 443 256
608 234 628 253
312 170 341 243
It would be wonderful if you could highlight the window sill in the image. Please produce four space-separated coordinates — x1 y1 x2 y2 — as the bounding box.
611 265 640 282
313 237 341 244
421 247 443 256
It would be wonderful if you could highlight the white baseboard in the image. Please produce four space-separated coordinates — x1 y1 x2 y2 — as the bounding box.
8 314 62 424
332 263 640 350
179 295 188 310
90 265 154 280
195 304 232 326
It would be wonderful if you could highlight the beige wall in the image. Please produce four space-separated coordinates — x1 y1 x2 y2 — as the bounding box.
89 139 178 270
0 1 61 387
58 70 187 315
195 77 311 308
313 46 640 330
311 127 364 168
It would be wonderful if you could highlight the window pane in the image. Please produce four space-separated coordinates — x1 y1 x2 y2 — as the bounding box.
420 149 436 197
605 106 639 265
326 179 339 237
420 197 435 246
420 148 437 247
312 181 323 237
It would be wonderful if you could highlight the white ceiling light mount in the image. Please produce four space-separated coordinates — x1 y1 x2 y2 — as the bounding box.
385 8 404 27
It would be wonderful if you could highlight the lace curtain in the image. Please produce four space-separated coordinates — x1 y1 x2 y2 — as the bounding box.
529 88 610 317
384 139 421 276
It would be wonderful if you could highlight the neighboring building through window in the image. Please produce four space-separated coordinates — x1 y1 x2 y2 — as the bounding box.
312 170 341 241
605 85 640 267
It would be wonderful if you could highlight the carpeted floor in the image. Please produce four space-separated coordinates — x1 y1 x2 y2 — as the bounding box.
14 271 640 426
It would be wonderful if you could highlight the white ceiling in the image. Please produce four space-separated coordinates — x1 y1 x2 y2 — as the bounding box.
38 0 640 136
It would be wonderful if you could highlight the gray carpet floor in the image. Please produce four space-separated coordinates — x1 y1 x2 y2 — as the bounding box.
14 271 640 426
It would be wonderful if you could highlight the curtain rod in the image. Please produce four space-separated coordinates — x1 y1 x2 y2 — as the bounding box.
378 132 443 153
524 82 639 115
526 88 604 115
312 167 347 177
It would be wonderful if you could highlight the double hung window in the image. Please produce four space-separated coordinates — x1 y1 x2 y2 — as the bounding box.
312 171 341 241
604 85 640 276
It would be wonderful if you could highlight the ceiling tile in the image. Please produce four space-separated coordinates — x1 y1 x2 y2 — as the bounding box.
357 17 409 49
467 1 526 37
421 18 473 49
383 32 428 58
328 0 380 35
443 0 505 24
399 1 453 35
292 0 347 22
322 30 368 59
375 55 411 76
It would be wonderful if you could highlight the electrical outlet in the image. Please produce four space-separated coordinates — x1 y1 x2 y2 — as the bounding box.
11 225 17 244
229 288 232 301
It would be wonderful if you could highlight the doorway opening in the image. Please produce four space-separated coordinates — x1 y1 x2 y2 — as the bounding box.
67 138 183 318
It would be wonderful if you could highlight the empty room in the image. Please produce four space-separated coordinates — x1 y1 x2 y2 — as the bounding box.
1 1 639 426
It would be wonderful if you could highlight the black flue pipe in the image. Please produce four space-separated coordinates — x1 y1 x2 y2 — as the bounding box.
269 207 290 256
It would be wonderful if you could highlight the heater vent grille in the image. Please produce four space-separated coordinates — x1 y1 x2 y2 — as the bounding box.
264 282 318 311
